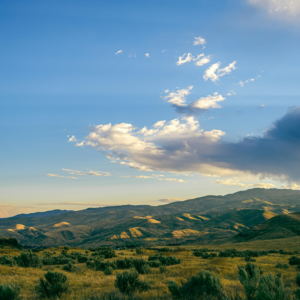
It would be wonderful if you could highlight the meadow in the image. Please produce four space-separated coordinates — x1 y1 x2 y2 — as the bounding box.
2 237 300 299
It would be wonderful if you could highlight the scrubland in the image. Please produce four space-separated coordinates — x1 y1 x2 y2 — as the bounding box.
1 238 300 299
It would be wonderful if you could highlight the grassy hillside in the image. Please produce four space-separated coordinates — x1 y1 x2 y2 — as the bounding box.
1 188 300 247
233 212 300 242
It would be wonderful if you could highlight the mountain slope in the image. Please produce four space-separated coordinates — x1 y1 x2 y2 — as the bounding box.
233 212 300 242
1 188 300 247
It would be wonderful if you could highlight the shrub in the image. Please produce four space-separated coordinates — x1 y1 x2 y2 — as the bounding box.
168 269 223 300
77 255 88 263
238 263 261 300
256 272 292 300
0 255 16 267
193 249 209 257
148 254 180 266
86 258 117 272
295 273 300 299
35 271 69 299
159 265 167 273
0 283 21 300
133 258 151 274
62 262 77 272
91 247 116 259
14 250 42 268
61 249 68 256
115 258 135 270
289 256 300 265
245 256 256 262
136 247 143 255
148 260 161 268
104 267 114 276
114 269 150 297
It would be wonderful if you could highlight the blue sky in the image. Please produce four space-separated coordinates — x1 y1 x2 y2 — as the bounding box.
1 0 300 217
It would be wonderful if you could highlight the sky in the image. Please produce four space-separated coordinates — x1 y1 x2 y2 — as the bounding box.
1 0 300 217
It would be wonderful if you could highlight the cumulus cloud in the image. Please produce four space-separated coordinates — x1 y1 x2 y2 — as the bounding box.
158 198 185 203
115 50 122 55
194 55 211 66
258 104 265 109
75 107 300 182
47 174 78 179
193 36 206 46
248 0 300 19
176 53 210 66
145 53 150 58
162 87 225 115
68 135 77 142
203 62 237 82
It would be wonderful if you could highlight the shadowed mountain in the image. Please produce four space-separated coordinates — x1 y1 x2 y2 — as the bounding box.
233 212 300 242
5 210 73 219
1 188 300 247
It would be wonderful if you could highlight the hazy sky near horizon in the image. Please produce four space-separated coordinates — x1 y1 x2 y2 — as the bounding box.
1 0 300 217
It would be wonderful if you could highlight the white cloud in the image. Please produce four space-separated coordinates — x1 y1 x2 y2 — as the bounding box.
227 91 236 96
281 183 300 190
193 36 206 46
115 50 122 55
62 169 111 177
214 179 247 188
162 86 193 106
76 116 231 177
37 202 121 206
145 53 150 58
177 53 193 65
248 0 300 19
68 135 77 142
158 198 185 203
194 55 211 67
191 92 225 110
258 104 265 109
176 53 210 67
47 174 78 179
124 174 186 183
249 183 275 189
162 49 167 53
162 87 225 114
203 61 237 82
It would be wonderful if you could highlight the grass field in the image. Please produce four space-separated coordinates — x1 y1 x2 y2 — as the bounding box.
1 237 300 299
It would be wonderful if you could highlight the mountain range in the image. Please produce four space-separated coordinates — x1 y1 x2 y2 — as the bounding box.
1 188 300 248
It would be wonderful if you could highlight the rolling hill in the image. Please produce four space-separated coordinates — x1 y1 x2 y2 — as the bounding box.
233 212 300 242
1 188 300 247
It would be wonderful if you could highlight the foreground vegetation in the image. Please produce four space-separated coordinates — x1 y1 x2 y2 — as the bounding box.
2 240 300 299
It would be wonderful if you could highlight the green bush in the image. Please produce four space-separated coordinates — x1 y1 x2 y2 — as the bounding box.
148 260 161 268
114 269 150 297
115 258 135 269
245 256 256 262
0 255 16 267
91 247 116 259
35 271 69 299
159 265 167 273
133 258 151 274
135 247 143 255
0 283 21 300
238 263 261 300
62 262 77 272
14 250 42 268
86 258 117 272
168 269 223 300
77 255 88 263
289 256 300 265
104 267 114 276
148 254 180 266
256 272 291 300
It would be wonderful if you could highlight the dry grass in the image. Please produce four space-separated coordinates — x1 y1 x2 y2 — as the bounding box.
1 241 300 299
